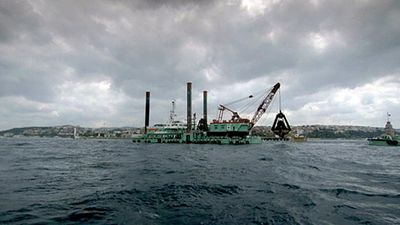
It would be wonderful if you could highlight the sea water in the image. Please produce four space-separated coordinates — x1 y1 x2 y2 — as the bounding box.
0 138 399 225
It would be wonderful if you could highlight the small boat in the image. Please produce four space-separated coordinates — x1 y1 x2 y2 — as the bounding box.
291 134 307 142
290 128 307 142
367 135 399 146
367 113 399 146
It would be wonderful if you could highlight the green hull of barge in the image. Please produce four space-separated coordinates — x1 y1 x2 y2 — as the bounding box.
132 130 262 144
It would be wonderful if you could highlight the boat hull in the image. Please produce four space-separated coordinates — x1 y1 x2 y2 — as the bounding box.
132 130 262 144
368 138 399 146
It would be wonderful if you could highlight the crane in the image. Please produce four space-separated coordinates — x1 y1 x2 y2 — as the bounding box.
209 82 288 138
215 82 281 127
249 82 280 129
217 104 243 122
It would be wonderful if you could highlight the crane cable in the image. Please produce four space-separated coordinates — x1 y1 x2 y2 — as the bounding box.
214 85 275 120
230 86 276 119
239 89 269 116
279 88 282 112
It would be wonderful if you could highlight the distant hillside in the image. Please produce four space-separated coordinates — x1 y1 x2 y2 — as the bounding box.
0 126 65 137
0 124 396 139
252 125 393 139
300 125 383 139
0 125 140 138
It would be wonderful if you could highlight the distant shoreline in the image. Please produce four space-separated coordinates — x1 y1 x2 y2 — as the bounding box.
1 125 397 140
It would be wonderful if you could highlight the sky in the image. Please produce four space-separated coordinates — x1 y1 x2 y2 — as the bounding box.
0 0 399 130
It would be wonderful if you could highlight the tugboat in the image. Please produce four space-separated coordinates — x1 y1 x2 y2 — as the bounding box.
367 113 399 146
290 128 307 142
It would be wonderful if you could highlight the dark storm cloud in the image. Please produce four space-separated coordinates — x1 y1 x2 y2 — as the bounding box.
0 0 399 129
0 1 44 42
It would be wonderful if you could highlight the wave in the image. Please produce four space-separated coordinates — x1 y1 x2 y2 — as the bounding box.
0 213 39 224
152 183 241 196
0 208 39 224
281 183 301 190
13 142 32 147
68 183 240 208
259 157 273 161
270 182 302 190
44 184 241 223
307 165 320 171
333 204 357 209
320 188 400 198
66 207 110 222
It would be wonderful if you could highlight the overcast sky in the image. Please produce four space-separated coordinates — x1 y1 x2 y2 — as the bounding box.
0 0 399 130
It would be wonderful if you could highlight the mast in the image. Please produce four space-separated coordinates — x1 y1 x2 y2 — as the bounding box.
144 91 150 134
203 91 207 124
169 100 176 123
187 82 192 132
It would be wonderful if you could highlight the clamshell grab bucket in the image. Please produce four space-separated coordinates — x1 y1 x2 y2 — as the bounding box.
271 111 291 139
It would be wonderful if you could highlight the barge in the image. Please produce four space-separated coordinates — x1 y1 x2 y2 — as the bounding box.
133 82 290 144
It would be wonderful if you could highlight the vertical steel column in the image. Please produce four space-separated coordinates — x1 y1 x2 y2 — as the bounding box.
203 90 207 123
187 82 192 132
145 91 150 134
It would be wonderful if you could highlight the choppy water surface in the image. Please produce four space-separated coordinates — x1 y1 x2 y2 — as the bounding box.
0 138 399 225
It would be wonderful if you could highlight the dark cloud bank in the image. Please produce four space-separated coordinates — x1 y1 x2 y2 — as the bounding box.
0 0 399 130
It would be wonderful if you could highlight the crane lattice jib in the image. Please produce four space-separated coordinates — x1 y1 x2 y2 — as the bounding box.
218 104 240 121
250 82 280 128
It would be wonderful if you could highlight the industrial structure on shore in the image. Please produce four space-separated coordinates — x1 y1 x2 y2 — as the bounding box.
132 82 291 144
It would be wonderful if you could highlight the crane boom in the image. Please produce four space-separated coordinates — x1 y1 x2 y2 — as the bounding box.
250 82 280 129
217 104 241 121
